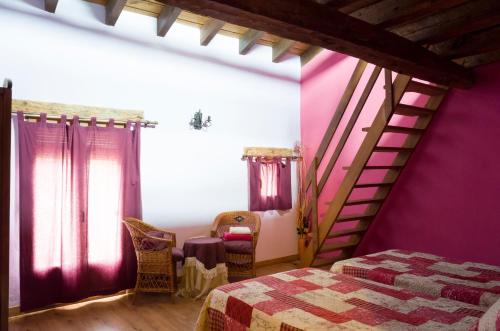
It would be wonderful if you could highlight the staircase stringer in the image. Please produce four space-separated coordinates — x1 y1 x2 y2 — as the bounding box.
303 74 412 267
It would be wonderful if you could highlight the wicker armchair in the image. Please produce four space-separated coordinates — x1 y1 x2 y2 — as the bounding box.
210 211 261 278
122 217 183 303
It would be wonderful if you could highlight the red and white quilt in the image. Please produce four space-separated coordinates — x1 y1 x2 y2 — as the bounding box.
331 249 500 307
196 268 485 330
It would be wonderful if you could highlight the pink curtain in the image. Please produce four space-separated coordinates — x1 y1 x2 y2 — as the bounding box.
248 157 292 211
17 113 141 311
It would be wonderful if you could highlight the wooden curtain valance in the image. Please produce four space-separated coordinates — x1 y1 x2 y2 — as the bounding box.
11 99 158 128
241 147 300 160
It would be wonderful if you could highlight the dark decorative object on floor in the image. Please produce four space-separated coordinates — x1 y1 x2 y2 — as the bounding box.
189 110 211 130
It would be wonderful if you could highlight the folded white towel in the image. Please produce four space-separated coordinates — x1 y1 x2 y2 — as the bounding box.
229 226 251 234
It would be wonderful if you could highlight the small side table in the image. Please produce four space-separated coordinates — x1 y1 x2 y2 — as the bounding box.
178 237 228 299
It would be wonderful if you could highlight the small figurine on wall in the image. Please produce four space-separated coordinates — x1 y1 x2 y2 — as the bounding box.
189 110 212 130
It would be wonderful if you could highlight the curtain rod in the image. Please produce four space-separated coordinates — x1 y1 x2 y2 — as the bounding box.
11 112 158 128
241 155 301 161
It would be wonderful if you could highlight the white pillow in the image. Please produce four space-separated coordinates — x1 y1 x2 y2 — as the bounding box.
474 298 500 331
229 226 251 234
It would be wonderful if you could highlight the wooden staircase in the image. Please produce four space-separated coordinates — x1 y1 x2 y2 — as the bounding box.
301 60 449 268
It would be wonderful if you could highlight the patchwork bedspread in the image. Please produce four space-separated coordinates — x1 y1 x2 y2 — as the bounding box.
331 249 500 307
196 268 486 330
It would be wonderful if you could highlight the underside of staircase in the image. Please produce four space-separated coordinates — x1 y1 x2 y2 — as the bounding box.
301 60 450 268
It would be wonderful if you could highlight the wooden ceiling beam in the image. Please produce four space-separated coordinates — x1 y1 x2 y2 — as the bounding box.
336 0 380 14
350 0 469 29
157 6 182 37
422 13 500 46
200 18 225 46
455 49 500 69
429 26 500 60
301 46 323 66
272 39 296 63
319 0 381 13
159 0 473 88
106 0 127 26
44 0 59 13
391 0 500 44
239 29 265 55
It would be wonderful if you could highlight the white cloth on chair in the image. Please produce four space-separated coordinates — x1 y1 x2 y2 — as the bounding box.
229 226 251 234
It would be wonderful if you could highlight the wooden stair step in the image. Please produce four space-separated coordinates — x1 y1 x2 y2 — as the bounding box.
343 165 403 170
384 125 425 134
311 252 349 268
406 81 447 96
326 197 385 205
327 225 368 239
395 104 434 117
362 126 425 134
373 146 414 152
337 213 376 222
353 182 393 188
344 197 385 206
321 237 361 253
364 165 403 170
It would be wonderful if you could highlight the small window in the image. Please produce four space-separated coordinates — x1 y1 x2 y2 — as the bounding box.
247 157 292 211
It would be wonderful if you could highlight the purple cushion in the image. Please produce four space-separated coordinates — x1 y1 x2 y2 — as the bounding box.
140 231 168 251
141 232 183 263
172 247 184 263
223 240 253 254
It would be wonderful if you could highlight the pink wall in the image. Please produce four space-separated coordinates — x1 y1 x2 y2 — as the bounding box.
301 51 387 220
302 51 500 265
301 51 421 252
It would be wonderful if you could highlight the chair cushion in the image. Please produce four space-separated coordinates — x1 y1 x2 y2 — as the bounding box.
223 232 252 241
141 231 168 250
223 240 253 254
172 247 184 263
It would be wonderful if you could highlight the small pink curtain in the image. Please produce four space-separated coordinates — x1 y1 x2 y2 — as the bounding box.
17 113 141 311
248 157 292 211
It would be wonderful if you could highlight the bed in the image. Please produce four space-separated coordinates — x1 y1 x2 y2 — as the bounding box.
331 249 500 307
195 267 486 330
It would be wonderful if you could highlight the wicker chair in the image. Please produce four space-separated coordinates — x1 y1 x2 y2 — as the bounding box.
122 217 183 303
210 211 261 278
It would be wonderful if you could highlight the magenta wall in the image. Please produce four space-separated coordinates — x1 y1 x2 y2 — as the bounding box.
357 62 500 265
302 51 500 265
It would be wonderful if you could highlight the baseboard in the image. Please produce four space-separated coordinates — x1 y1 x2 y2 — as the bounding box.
8 306 20 318
255 254 299 268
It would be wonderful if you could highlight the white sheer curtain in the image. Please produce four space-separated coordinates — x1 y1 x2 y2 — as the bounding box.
9 119 20 307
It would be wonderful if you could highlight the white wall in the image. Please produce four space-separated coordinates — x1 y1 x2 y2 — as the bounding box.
1 0 300 282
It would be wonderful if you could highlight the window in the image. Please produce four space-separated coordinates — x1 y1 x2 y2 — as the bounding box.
247 157 292 211
87 157 123 267
33 156 65 274
18 114 141 311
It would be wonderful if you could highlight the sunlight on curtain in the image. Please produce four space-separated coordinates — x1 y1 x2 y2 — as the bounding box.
33 156 63 274
260 162 278 198
87 157 123 268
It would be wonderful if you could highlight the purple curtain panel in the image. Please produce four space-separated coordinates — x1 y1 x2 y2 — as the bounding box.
17 112 141 311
